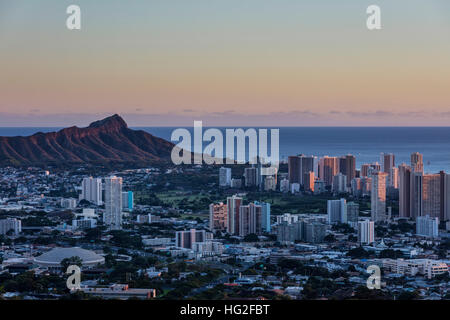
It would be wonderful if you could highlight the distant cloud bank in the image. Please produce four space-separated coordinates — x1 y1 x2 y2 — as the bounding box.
1 110 450 127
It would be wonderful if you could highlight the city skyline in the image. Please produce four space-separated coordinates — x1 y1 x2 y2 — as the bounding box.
1 1 450 126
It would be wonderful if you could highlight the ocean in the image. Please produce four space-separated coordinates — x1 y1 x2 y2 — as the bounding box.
1 127 450 173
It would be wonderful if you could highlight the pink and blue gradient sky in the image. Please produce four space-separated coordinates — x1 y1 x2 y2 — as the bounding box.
1 0 450 126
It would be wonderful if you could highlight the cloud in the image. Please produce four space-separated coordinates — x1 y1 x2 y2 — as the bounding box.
2 109 450 127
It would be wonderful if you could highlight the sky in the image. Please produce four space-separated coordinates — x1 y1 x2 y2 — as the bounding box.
0 0 450 127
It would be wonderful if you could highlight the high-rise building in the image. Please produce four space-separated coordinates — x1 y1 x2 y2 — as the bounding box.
288 156 301 185
347 202 359 223
339 154 356 186
255 201 271 233
398 163 412 217
400 169 450 221
61 198 77 209
351 178 363 197
72 218 97 230
327 198 347 224
0 218 21 235
332 173 347 194
441 171 450 222
389 167 399 189
304 171 315 192
239 203 262 237
357 220 375 244
319 156 339 186
227 195 242 234
305 222 326 244
411 152 424 173
104 176 123 230
175 229 209 249
410 172 423 219
360 164 370 177
416 215 439 238
244 167 258 187
351 177 371 197
280 178 290 193
81 177 102 205
219 167 232 187
276 221 304 243
381 152 397 188
361 163 381 177
371 172 388 222
313 180 326 194
264 176 276 191
300 155 316 185
209 202 227 232
367 163 381 177
381 153 395 175
121 191 134 211
422 174 441 219
291 183 300 193
362 177 372 196
231 178 242 188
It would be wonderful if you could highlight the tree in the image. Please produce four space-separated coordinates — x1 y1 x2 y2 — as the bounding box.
243 233 259 242
397 290 419 300
324 234 336 242
352 285 391 300
347 247 370 259
60 256 83 272
379 249 403 259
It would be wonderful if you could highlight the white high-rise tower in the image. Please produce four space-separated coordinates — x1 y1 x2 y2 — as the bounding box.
81 177 102 205
104 176 123 230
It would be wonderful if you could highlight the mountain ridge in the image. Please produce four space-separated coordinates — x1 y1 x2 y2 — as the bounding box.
0 114 174 166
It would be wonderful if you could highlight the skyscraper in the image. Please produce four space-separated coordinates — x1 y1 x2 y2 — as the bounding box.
381 153 397 188
411 152 424 173
264 176 277 191
351 177 363 197
398 163 412 217
176 229 208 249
301 155 316 185
244 167 258 187
0 218 22 235
121 191 134 211
288 156 301 185
422 173 441 219
81 177 102 205
361 163 381 177
389 167 399 189
347 202 360 224
371 172 388 222
209 202 227 232
357 220 375 244
416 215 439 238
288 155 317 186
441 171 450 222
327 198 347 224
381 153 395 175
104 176 123 230
410 172 423 219
219 167 232 187
319 156 338 186
280 178 290 193
239 203 262 237
227 195 242 234
255 201 271 233
304 171 315 192
332 173 347 194
339 154 356 186
305 222 326 244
